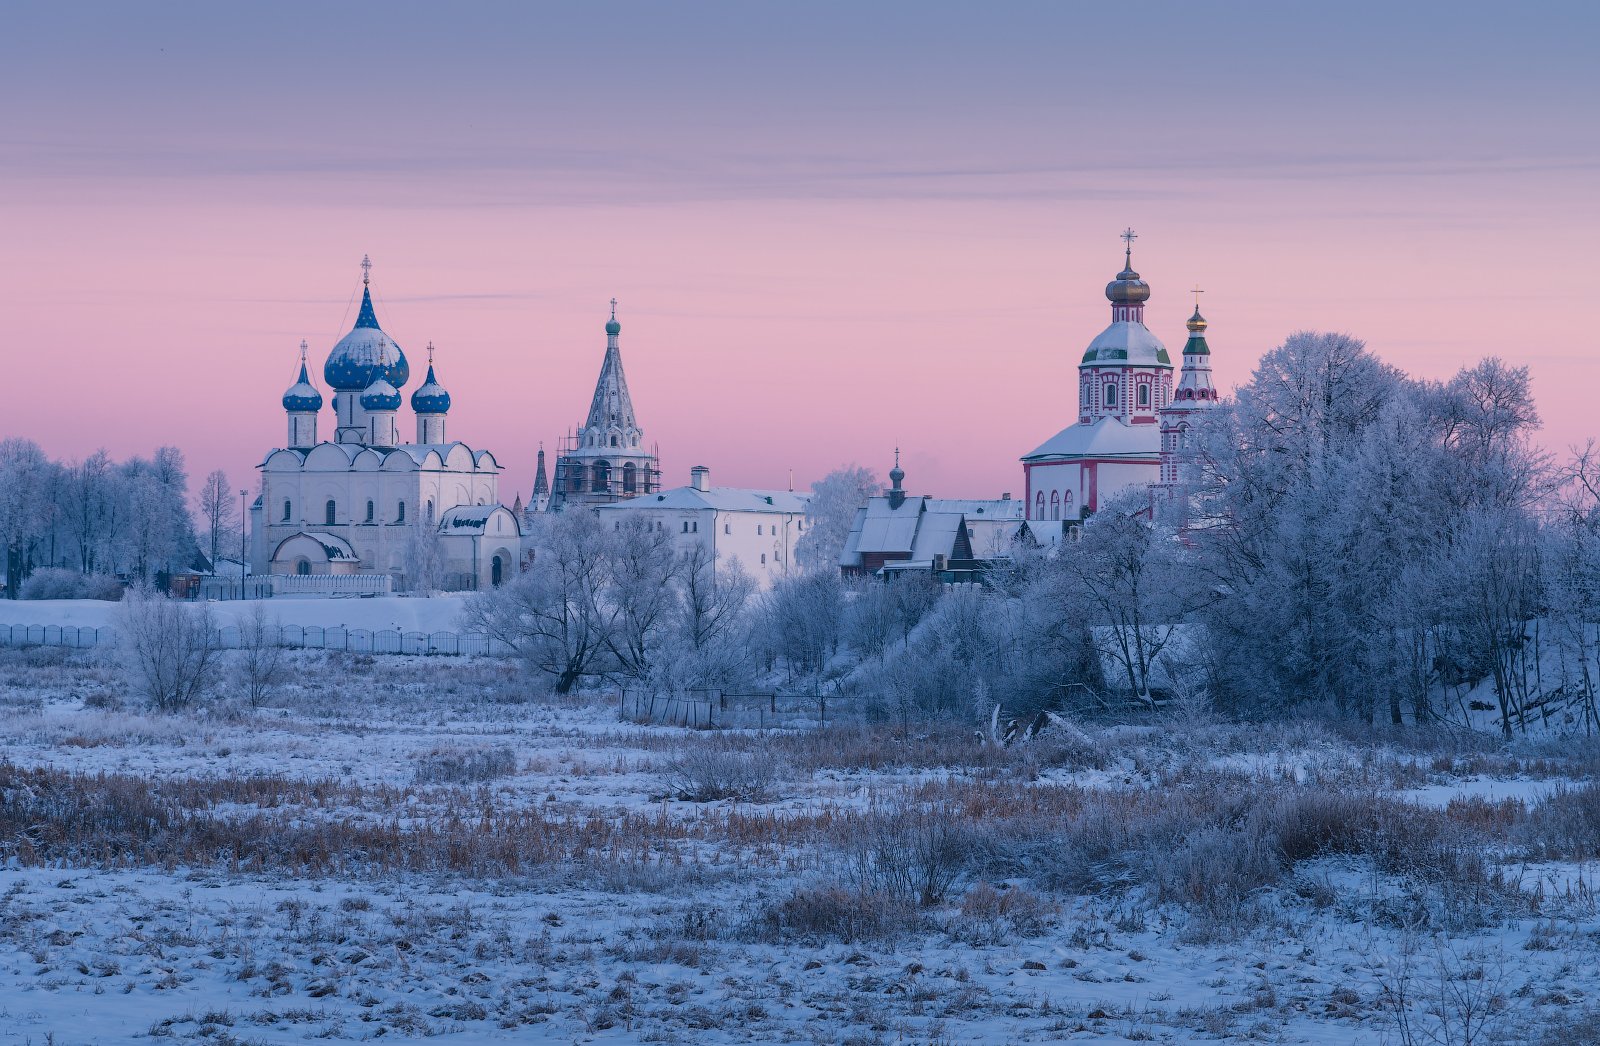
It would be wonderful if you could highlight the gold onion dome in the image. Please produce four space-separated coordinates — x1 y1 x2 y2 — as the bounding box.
1187 306 1208 333
1105 250 1151 304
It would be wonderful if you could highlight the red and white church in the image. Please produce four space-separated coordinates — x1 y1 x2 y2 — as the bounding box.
1021 232 1218 534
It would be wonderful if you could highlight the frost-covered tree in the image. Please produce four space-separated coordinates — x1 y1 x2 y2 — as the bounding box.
606 516 680 678
0 438 52 595
462 510 619 693
195 468 238 571
796 465 880 573
1058 491 1194 706
401 518 445 594
120 586 220 711
757 570 846 679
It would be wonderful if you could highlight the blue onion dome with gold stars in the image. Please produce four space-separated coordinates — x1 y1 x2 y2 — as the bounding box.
324 261 410 392
281 361 323 412
359 377 402 411
410 362 451 414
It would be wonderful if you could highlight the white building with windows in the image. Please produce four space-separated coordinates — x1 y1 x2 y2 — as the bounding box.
251 259 523 591
595 466 809 587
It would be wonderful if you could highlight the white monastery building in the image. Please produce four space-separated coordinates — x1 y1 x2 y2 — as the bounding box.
251 258 522 590
1021 231 1220 538
596 466 809 588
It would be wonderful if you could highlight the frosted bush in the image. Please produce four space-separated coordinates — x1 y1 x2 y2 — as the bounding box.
19 568 123 600
660 746 779 802
412 746 518 784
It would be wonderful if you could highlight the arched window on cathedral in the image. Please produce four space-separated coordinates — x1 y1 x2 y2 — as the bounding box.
325 500 336 526
365 500 374 523
426 500 435 524
1138 383 1150 408
1105 383 1117 408
592 460 611 492
397 501 406 523
282 499 292 522
1050 491 1060 521
610 434 618 448
1034 491 1045 519
622 462 637 494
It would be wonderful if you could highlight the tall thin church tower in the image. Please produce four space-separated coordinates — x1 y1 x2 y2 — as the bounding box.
548 301 660 511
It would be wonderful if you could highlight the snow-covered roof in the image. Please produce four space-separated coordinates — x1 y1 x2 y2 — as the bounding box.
1080 320 1171 367
295 532 358 561
437 504 520 536
1022 416 1161 462
260 442 499 471
839 496 1025 566
599 486 810 515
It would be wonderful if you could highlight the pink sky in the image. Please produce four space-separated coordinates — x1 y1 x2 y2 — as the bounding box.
3 3 1596 501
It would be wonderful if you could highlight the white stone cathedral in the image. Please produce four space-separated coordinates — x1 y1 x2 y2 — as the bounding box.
250 259 523 590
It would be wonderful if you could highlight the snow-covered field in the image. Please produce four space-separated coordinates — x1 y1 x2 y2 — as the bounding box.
1 645 1597 1045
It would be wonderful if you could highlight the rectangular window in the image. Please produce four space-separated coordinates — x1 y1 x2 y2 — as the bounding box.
724 523 730 535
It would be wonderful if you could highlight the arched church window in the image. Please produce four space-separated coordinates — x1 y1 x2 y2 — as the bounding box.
325 500 336 526
1065 490 1074 507
426 500 435 523
592 460 611 492
1105 384 1117 408
295 559 310 576
365 500 374 523
622 462 637 493
611 435 618 448
1034 491 1045 519
397 501 406 523
1050 491 1060 521
282 500 291 522
1138 384 1150 408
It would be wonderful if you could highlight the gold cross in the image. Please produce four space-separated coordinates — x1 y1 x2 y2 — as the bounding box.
1121 227 1138 249
1191 285 1204 309
361 254 372 286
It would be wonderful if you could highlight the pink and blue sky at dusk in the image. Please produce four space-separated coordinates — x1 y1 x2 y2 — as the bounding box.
2 1 1596 498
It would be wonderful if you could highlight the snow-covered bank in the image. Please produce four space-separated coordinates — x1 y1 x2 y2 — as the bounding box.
0 595 470 634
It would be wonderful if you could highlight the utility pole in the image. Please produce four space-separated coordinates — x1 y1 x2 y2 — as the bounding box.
239 489 248 600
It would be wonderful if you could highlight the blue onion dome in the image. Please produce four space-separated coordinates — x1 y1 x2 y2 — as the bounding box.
281 362 323 412
359 377 402 411
324 279 410 391
410 363 451 414
605 315 621 336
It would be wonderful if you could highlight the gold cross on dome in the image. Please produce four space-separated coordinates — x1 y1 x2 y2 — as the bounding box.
1191 285 1204 309
299 338 308 362
361 254 372 286
610 297 618 319
1121 228 1138 249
